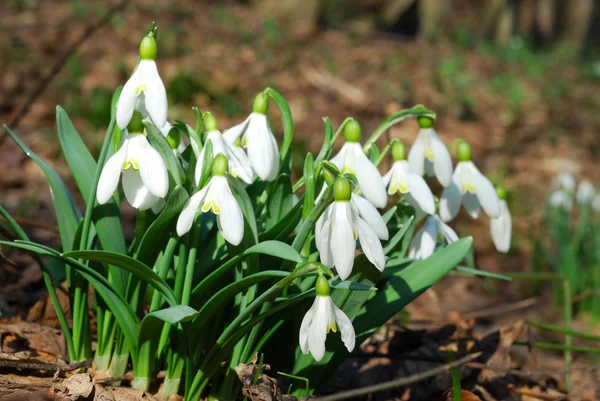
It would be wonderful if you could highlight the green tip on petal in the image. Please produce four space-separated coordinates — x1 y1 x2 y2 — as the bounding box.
495 185 507 200
344 119 361 143
167 127 181 149
204 114 219 132
417 116 434 129
391 141 407 161
252 92 269 115
333 176 351 202
139 36 157 60
127 111 145 133
456 140 472 162
212 153 228 176
315 274 331 297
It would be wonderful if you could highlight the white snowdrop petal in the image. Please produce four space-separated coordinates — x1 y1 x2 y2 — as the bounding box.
299 299 318 355
97 144 127 204
224 139 255 184
223 116 250 144
315 207 334 267
329 143 348 170
408 225 426 259
417 217 438 259
474 169 500 219
116 70 139 129
430 131 453 187
330 203 356 280
353 145 387 208
215 177 245 246
176 186 209 236
133 135 169 198
436 216 459 244
142 60 168 129
246 114 279 181
439 179 462 222
308 298 329 361
491 200 511 253
356 217 386 271
406 172 435 215
351 194 388 240
407 132 426 177
462 192 481 219
332 302 356 353
122 168 158 210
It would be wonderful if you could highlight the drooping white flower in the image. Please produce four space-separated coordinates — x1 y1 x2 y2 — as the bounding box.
223 93 279 181
551 172 576 192
592 195 600 212
316 177 389 280
194 115 255 186
439 141 500 222
407 117 453 187
383 142 435 216
549 190 573 211
299 276 355 361
490 188 511 253
97 114 168 210
408 215 458 260
177 154 244 246
576 180 595 205
116 35 167 130
330 120 387 208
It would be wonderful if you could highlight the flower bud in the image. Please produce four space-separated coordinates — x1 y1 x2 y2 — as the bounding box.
495 185 507 200
456 141 472 162
212 153 229 176
139 35 157 61
391 141 407 161
166 126 181 150
333 176 352 202
204 114 219 132
315 274 331 297
252 92 269 115
323 169 335 186
417 116 434 129
127 111 145 133
344 120 361 143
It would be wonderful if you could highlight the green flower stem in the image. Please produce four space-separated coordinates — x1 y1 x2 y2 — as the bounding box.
374 138 399 168
528 321 600 342
150 235 179 312
363 105 436 153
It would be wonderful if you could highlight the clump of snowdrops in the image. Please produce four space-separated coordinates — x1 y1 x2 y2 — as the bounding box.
0 24 511 399
536 173 600 319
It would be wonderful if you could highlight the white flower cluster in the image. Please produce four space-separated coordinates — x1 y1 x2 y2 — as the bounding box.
549 172 599 212
95 30 512 363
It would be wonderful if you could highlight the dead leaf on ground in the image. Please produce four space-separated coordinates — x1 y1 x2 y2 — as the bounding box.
441 388 483 401
478 320 527 383
0 318 67 361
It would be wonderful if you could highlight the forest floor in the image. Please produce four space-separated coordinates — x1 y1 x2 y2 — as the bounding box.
0 1 599 400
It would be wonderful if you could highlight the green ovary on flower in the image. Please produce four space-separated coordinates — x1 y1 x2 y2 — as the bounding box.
344 120 361 143
333 177 352 202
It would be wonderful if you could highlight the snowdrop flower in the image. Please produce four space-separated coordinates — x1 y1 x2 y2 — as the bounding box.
330 120 387 208
576 180 595 205
408 215 458 260
549 190 573 211
407 116 453 187
177 154 244 245
439 141 500 222
383 141 435 216
97 112 168 210
223 93 279 181
116 33 168 130
300 275 355 361
194 114 255 186
160 122 186 158
551 172 576 192
490 186 511 253
315 177 389 280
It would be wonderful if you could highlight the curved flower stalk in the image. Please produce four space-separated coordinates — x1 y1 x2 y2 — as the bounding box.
330 120 387 208
97 112 168 211
490 186 511 253
223 93 280 181
316 176 389 280
408 215 458 260
177 153 244 246
383 141 435 217
300 275 355 361
407 116 453 187
576 180 595 205
116 33 167 131
439 141 500 222
194 114 255 186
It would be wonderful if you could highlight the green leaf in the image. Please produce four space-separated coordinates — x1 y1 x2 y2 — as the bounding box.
329 279 377 291
3 125 80 252
383 215 414 255
227 175 259 242
63 250 178 307
0 240 140 358
261 198 303 242
265 174 294 231
145 121 182 188
244 241 302 263
302 154 315 221
315 117 334 165
266 88 293 167
454 266 512 281
136 186 189 266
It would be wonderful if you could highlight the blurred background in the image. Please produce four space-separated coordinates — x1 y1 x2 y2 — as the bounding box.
0 0 599 320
